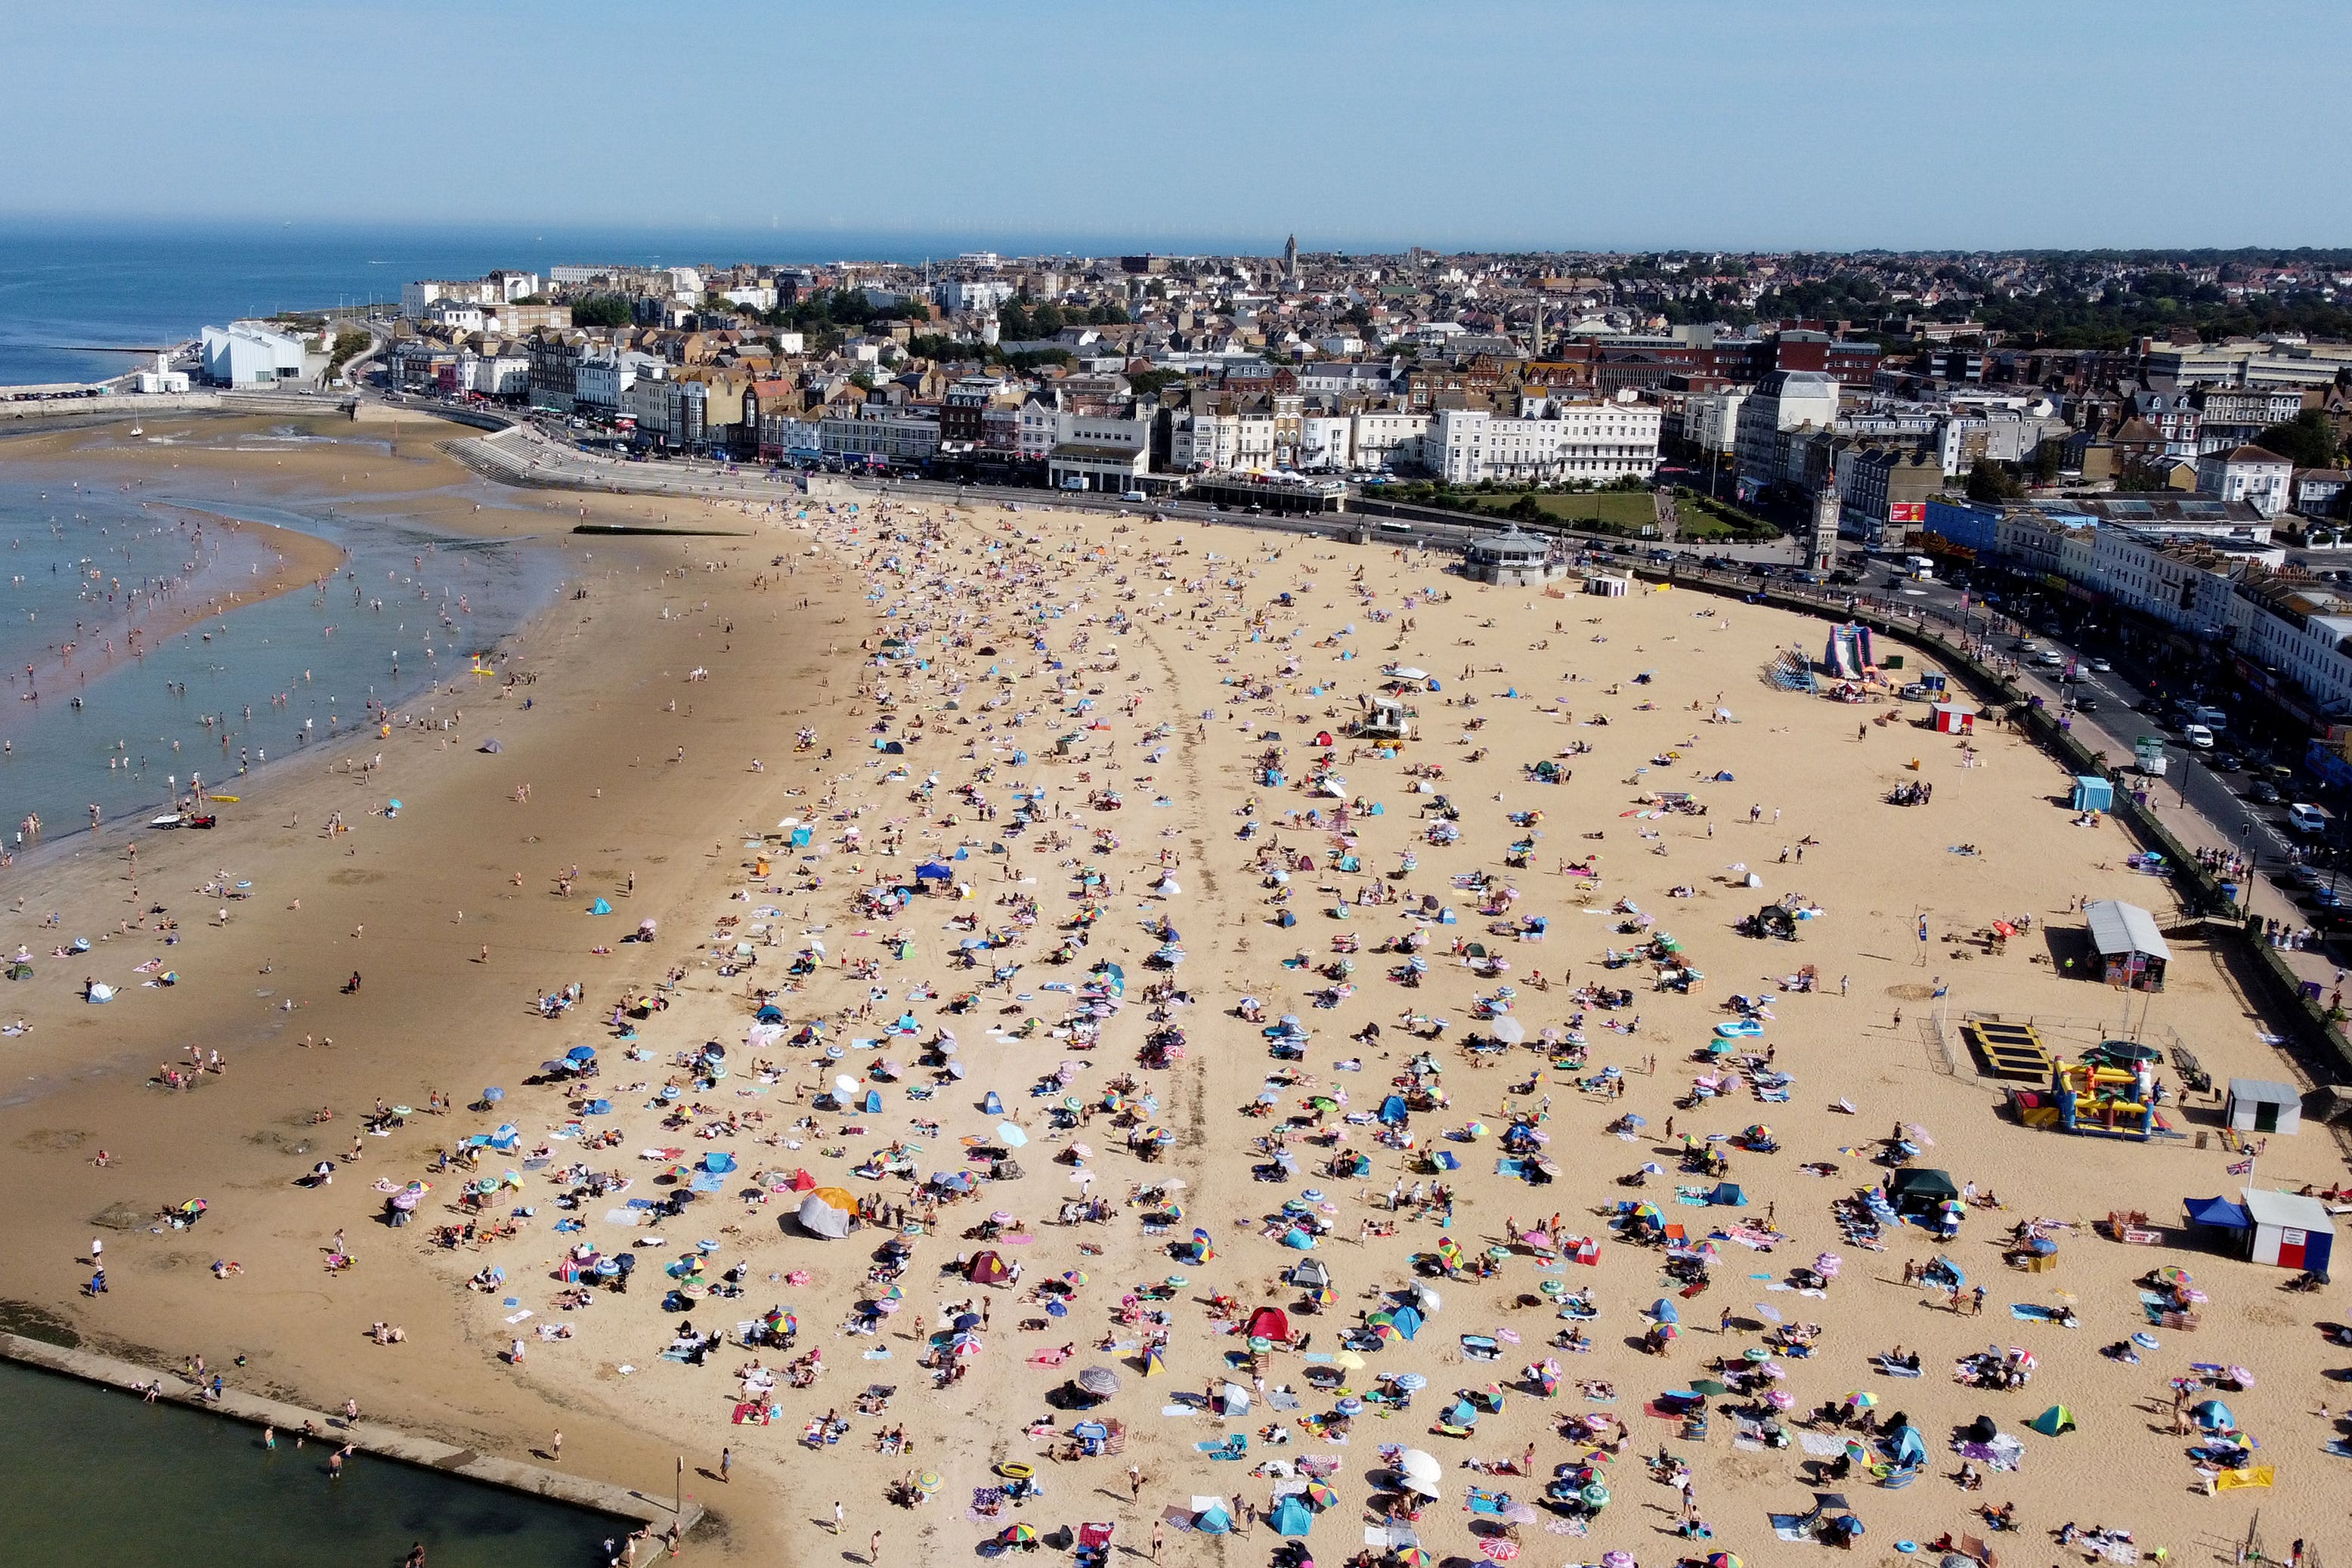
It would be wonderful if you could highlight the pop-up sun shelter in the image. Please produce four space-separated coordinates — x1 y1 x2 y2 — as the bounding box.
1885 1167 1960 1218
796 1186 856 1239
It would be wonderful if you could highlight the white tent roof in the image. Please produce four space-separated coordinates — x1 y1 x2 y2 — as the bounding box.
2084 898 2171 962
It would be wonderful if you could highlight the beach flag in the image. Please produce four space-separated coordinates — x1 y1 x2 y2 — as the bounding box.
2225 1157 2254 1176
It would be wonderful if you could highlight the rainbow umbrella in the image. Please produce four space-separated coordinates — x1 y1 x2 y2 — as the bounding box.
1707 1556 1744 1568
1303 1481 1338 1508
1478 1541 1519 1563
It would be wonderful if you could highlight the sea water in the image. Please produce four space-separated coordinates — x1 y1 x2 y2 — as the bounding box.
0 447 565 849
0 1361 623 1566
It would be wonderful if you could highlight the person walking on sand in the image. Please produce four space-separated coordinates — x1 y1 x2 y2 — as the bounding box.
833 1500 844 1535
869 1530 881 1565
720 1446 730 1483
551 1429 562 1462
1152 1521 1164 1561
1128 1463 1144 1499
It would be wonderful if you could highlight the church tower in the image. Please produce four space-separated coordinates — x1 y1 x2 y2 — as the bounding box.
1283 234 1299 281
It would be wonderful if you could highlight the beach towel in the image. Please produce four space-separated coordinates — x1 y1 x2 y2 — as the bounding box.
1872 1359 1923 1378
1796 1432 1847 1457
2010 1303 2064 1322
1769 1514 1819 1542
731 1403 775 1424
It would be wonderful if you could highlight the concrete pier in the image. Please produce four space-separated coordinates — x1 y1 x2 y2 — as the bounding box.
0 1329 702 1541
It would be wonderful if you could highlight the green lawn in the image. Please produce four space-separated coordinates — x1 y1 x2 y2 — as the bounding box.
1457 491 1657 527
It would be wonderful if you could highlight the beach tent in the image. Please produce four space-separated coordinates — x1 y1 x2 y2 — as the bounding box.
1269 1495 1314 1538
1289 1258 1331 1291
1886 1425 1929 1469
968 1250 1013 1285
85 983 115 1004
478 738 503 753
796 1187 856 1240
1710 1183 1747 1207
915 861 954 882
1650 1297 1681 1324
1194 1506 1233 1536
1886 1167 1960 1217
589 898 613 915
2026 1405 2076 1436
1390 1305 1423 1341
1141 1347 1167 1377
1245 1307 1292 1343
1379 1094 1410 1126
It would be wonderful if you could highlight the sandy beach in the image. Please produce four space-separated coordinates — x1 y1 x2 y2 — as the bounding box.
0 411 2345 1568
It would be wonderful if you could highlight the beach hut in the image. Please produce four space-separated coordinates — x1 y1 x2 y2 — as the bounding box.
1930 702 1974 735
2224 1078 2302 1136
795 1186 856 1240
2239 1186 2335 1273
2081 899 2169 991
1885 1167 1959 1219
2069 776 2113 812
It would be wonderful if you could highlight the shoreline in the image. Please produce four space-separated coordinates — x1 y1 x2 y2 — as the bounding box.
0 1330 700 1537
0 501 351 717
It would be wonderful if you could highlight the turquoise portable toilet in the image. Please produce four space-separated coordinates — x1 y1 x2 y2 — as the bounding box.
2071 776 2114 812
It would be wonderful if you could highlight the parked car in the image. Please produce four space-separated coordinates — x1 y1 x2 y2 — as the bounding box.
2248 780 2283 804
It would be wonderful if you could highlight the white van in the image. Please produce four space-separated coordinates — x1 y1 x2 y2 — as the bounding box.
2289 802 2329 835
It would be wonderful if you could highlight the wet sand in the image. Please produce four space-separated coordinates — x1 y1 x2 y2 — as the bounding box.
0 422 2343 1566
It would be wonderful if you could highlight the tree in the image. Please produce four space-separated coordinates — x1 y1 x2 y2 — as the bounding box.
1029 303 1066 337
329 329 370 372
571 295 633 329
2255 409 2344 470
1966 461 2026 503
1128 368 1184 397
2032 441 2063 483
997 303 1032 342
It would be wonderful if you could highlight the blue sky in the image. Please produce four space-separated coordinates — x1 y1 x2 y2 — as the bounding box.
8 1 2350 252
